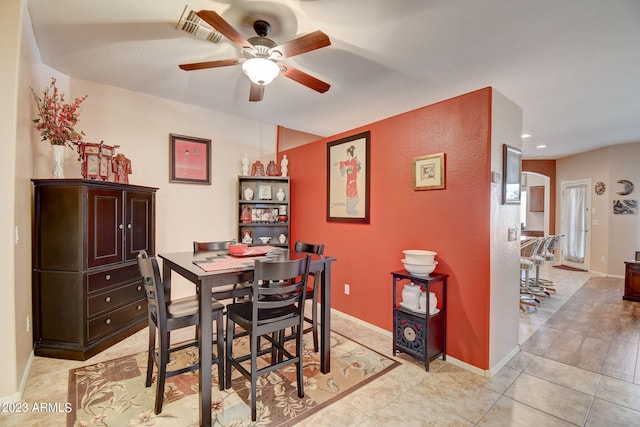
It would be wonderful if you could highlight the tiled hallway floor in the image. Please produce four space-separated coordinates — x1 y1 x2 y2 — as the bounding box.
3 264 640 426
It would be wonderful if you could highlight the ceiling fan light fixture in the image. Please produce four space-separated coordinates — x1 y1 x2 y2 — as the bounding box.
242 57 280 85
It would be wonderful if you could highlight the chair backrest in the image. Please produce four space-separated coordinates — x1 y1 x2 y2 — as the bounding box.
252 255 311 328
535 236 554 257
520 238 543 258
193 240 236 253
294 241 325 256
137 250 168 325
546 234 563 252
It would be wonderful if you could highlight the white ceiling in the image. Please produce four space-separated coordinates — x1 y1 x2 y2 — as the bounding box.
27 0 640 159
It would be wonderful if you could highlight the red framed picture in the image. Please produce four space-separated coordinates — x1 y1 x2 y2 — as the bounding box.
169 133 211 184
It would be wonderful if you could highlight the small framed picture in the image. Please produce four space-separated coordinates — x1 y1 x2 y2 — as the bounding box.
413 153 445 190
258 184 272 200
169 134 211 184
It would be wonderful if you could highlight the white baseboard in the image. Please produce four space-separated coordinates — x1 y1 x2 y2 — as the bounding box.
488 345 521 378
0 351 33 403
330 307 392 337
330 307 514 378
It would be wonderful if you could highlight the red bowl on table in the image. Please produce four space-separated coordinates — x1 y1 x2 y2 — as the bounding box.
228 243 248 255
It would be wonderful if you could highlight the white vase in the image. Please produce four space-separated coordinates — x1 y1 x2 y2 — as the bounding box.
276 188 286 201
51 145 66 178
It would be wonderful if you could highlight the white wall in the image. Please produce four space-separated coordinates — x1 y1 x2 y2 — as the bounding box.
0 0 22 400
557 142 639 277
489 89 522 372
64 79 277 298
2 2 277 401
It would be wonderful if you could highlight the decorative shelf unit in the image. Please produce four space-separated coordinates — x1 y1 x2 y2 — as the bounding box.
32 179 156 360
238 175 290 247
391 270 447 371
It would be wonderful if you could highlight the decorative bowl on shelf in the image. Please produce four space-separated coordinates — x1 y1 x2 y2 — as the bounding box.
228 243 248 255
401 259 438 276
402 249 437 265
258 236 271 244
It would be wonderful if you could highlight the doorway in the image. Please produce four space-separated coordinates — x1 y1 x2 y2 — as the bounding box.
560 179 591 271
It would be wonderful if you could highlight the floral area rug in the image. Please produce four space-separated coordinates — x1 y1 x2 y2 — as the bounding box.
68 331 399 426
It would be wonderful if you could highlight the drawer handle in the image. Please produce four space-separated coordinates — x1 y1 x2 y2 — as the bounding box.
105 318 111 325
127 224 133 229
105 296 111 303
137 305 142 311
119 224 124 230
105 274 111 281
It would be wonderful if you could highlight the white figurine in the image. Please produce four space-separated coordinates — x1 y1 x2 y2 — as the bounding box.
280 155 288 177
241 154 249 175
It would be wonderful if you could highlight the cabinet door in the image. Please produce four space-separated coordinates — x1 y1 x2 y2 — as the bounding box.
124 190 155 260
625 263 640 300
88 188 123 268
530 186 545 212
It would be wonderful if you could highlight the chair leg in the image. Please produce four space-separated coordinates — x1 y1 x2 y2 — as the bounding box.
311 274 320 352
215 312 224 391
225 318 234 390
146 321 156 388
296 327 305 399
250 332 259 421
155 332 169 415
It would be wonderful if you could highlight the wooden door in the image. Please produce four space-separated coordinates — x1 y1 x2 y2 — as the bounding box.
124 190 155 260
87 187 123 268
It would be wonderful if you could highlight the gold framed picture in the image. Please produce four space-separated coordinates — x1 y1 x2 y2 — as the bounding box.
413 153 445 190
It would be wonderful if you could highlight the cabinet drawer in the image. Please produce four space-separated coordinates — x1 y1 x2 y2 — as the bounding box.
88 264 140 293
88 281 145 317
88 299 147 341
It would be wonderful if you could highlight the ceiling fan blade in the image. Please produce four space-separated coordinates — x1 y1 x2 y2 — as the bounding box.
196 10 252 50
270 30 331 59
179 58 242 71
281 64 330 93
249 83 264 102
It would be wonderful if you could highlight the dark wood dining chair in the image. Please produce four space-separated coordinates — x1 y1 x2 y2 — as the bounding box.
193 240 252 302
225 255 311 421
137 250 225 415
294 240 325 352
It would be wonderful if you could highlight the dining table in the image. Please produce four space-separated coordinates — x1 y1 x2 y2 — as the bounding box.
158 248 336 427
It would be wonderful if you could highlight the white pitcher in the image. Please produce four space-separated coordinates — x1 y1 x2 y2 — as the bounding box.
401 282 421 310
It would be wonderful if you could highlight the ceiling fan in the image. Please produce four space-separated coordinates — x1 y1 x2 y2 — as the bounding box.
179 10 331 102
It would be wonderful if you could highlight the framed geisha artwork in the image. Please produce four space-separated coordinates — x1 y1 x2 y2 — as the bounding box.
326 131 371 223
169 133 211 184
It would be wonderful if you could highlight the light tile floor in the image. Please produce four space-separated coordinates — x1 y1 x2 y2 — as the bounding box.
3 264 640 426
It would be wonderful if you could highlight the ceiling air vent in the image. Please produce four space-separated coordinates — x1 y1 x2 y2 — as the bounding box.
176 6 222 43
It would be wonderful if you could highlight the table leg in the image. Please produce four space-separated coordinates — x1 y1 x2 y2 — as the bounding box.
320 262 331 373
199 281 213 427
162 262 172 301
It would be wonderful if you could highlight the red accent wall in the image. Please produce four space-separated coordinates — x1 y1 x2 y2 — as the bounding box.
281 88 494 369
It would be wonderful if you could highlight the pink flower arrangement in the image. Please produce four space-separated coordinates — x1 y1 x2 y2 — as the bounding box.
31 77 88 148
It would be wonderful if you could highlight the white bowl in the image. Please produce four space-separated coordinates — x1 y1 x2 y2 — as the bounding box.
402 250 437 265
258 237 271 244
402 259 438 276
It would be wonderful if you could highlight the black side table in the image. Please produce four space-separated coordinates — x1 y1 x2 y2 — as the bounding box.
391 270 447 371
